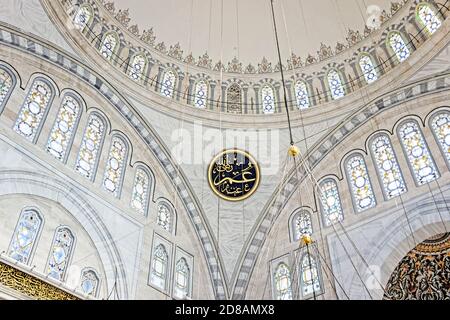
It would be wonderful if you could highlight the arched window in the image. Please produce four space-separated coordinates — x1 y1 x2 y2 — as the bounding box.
345 154 376 213
150 244 169 290
0 67 14 111
128 53 147 82
370 134 407 199
294 80 310 110
102 135 128 197
8 208 43 264
131 167 151 216
73 5 93 30
173 258 191 299
261 84 276 114
226 83 242 113
359 54 378 84
193 80 208 109
157 202 174 233
388 31 410 63
327 69 345 100
160 69 176 98
291 209 313 242
299 253 322 299
100 32 118 61
430 111 450 166
80 268 100 297
416 2 442 35
46 227 75 281
319 179 344 227
273 263 293 300
14 78 54 142
398 120 439 185
75 113 106 180
46 94 82 162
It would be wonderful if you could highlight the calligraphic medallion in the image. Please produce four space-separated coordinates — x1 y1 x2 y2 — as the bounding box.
208 149 260 202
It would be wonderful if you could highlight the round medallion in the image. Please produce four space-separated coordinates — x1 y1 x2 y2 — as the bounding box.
208 149 260 202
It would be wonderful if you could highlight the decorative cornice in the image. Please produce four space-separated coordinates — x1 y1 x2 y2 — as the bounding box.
98 0 409 74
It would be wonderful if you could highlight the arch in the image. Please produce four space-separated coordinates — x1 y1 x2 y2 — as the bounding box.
128 52 148 82
289 208 313 243
156 198 177 235
298 252 324 299
46 91 84 163
102 133 129 198
415 2 442 35
75 111 107 181
0 64 16 113
396 119 439 186
7 207 44 265
226 82 242 113
13 76 56 143
73 3 94 31
369 132 407 200
344 152 377 213
80 267 101 297
149 243 169 291
130 164 154 217
293 79 310 110
428 108 450 169
318 178 344 227
272 262 293 300
160 68 177 98
326 68 345 100
386 31 411 63
0 170 129 298
193 79 208 109
358 52 378 84
173 257 191 299
261 83 276 114
46 226 76 282
99 31 119 61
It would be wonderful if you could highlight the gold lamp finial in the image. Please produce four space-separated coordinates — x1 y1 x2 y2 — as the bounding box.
301 235 313 246
288 145 300 157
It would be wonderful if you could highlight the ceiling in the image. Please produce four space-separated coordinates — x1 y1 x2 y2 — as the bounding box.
113 0 396 67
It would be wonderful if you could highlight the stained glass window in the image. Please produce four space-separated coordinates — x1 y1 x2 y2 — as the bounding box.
128 53 147 82
8 209 43 265
46 94 81 162
14 78 53 142
388 32 410 63
319 179 344 227
73 5 92 30
294 80 310 110
157 203 173 233
416 3 442 35
371 134 407 199
273 263 293 300
160 69 176 98
327 69 345 100
102 136 128 197
0 67 13 110
174 258 190 299
300 254 322 298
430 111 450 166
292 210 313 242
359 54 378 84
80 269 100 297
46 227 75 281
75 113 106 180
398 121 439 185
194 80 208 109
226 83 242 113
150 244 168 290
261 84 276 114
345 154 376 213
100 32 118 61
131 167 151 216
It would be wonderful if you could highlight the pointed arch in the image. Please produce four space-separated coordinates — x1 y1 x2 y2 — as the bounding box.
299 252 323 299
46 226 76 282
99 31 119 61
318 178 344 227
289 208 313 243
128 52 148 82
160 68 177 98
102 134 129 198
156 199 176 234
73 4 93 31
273 262 293 300
131 164 154 216
429 109 450 168
0 65 16 112
149 243 169 291
80 267 101 297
